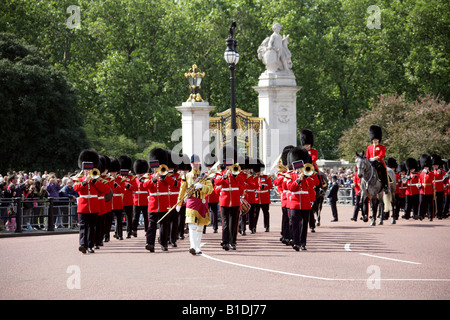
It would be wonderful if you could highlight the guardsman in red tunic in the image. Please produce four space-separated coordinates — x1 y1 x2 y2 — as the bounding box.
253 159 273 233
127 159 149 237
274 146 294 243
166 150 182 247
443 159 450 218
73 150 110 254
215 158 245 251
395 162 407 221
366 125 389 193
403 158 420 219
418 154 435 221
144 148 176 252
95 155 112 248
351 166 366 221
286 146 314 251
109 158 125 240
431 154 445 219
240 157 258 235
386 158 399 221
204 153 220 233
118 155 134 238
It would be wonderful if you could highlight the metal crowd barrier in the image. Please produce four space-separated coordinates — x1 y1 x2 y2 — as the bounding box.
0 197 78 233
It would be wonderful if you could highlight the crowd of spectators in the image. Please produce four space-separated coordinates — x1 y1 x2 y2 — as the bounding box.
0 171 79 230
321 167 355 188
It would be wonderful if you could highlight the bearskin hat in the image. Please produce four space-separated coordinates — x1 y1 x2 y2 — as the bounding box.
109 158 121 173
148 147 168 166
442 159 449 172
397 161 407 173
405 158 418 172
431 154 442 167
204 153 217 167
118 155 132 170
98 155 111 173
252 159 265 173
300 129 314 147
419 154 432 169
386 157 398 170
78 149 100 170
281 145 295 166
369 125 382 142
133 159 149 174
287 146 311 167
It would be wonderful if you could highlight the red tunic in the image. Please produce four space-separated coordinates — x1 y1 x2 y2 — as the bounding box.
255 174 273 205
215 173 245 207
243 174 258 205
366 144 386 166
111 176 125 210
120 174 135 206
308 148 319 171
143 174 176 213
128 177 149 207
74 178 111 214
286 173 313 210
419 171 435 195
433 169 446 193
406 173 420 196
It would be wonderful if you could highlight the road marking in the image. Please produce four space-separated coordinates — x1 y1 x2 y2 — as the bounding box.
201 253 449 282
359 253 421 265
344 243 421 264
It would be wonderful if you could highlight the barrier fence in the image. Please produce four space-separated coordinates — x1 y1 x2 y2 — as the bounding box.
0 197 78 233
1 187 356 233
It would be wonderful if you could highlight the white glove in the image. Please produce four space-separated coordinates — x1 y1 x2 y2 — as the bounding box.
194 183 203 190
369 158 375 161
176 205 181 212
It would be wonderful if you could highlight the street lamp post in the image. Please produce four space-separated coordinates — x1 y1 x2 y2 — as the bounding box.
224 22 239 163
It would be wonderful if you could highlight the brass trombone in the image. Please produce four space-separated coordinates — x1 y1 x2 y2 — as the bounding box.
157 164 169 176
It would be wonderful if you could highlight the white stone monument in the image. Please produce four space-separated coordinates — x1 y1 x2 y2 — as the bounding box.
176 101 214 162
254 23 301 172
175 65 214 161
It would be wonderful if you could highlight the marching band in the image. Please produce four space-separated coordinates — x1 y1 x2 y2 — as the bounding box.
73 128 449 255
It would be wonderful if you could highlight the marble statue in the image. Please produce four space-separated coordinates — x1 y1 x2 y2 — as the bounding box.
257 23 292 73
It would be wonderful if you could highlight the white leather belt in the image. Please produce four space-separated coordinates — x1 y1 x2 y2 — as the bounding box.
98 196 104 200
149 192 170 196
256 190 269 193
113 194 122 197
291 191 309 195
222 188 239 191
79 195 98 199
135 191 148 194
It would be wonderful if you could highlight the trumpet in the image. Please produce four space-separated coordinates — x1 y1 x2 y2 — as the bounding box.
230 163 241 175
302 163 315 177
278 160 288 174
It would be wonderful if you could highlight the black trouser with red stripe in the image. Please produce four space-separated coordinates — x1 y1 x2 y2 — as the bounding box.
290 209 309 247
147 211 169 247
79 212 98 249
221 206 239 245
419 194 434 220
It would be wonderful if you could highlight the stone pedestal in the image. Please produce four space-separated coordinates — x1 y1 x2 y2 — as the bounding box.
253 70 301 172
175 101 215 161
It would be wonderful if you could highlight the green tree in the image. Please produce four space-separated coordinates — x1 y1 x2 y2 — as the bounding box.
0 33 89 173
338 94 450 162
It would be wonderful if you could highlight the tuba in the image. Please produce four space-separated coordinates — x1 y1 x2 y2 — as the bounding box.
302 163 315 177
